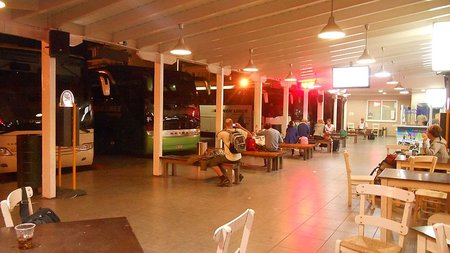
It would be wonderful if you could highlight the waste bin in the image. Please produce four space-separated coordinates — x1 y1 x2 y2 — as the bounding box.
17 135 42 192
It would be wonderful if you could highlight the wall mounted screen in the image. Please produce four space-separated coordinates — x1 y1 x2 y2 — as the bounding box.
332 66 370 89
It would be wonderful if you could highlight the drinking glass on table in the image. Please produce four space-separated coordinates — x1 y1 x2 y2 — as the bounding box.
14 223 36 249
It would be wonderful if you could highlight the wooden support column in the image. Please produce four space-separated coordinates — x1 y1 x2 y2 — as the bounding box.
317 90 324 120
152 54 164 176
282 83 289 136
254 76 263 132
333 95 338 126
215 68 224 148
41 42 56 198
303 89 309 120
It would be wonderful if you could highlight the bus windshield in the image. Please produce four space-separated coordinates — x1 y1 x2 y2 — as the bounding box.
0 48 92 133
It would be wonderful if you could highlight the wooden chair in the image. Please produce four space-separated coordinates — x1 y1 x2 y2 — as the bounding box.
347 123 355 132
371 123 380 137
343 151 376 209
433 223 450 253
0 187 33 227
385 144 409 155
409 156 447 222
213 209 255 253
335 184 415 253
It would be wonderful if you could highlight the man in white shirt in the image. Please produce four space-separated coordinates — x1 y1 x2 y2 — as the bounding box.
357 118 369 139
324 118 335 134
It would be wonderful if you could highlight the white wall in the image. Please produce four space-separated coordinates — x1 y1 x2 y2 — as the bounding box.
346 94 411 136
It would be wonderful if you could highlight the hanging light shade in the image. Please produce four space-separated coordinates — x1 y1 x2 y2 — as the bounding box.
0 1 5 8
284 64 297 82
318 0 345 39
393 83 405 90
242 49 258 72
374 47 390 78
386 75 399 85
170 24 192 56
357 24 375 65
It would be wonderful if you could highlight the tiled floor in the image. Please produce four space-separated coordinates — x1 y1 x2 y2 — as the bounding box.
0 136 423 252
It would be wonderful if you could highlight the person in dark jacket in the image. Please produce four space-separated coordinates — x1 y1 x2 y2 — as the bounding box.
298 118 310 137
285 121 299 155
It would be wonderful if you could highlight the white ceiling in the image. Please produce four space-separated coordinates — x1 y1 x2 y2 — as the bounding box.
1 0 449 94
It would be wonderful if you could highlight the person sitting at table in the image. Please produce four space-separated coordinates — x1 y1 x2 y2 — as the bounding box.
313 119 325 139
257 123 283 166
324 118 335 134
297 118 310 138
422 124 449 159
357 117 369 139
284 121 298 155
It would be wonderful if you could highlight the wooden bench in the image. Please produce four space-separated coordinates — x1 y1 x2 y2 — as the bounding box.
241 150 288 172
308 138 333 153
159 155 242 184
347 133 358 143
279 143 315 160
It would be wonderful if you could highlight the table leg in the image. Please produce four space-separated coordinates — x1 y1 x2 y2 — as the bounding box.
279 157 283 169
343 138 346 148
381 178 388 242
416 234 426 253
267 159 272 172
354 135 357 144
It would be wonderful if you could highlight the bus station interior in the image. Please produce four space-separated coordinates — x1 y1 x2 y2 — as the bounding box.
1 1 450 252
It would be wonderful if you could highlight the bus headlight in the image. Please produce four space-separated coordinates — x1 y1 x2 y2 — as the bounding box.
76 143 94 151
0 147 13 156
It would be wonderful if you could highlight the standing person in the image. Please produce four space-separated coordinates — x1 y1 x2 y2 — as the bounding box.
324 118 335 134
285 121 299 155
313 119 325 139
257 122 283 166
422 124 449 159
205 118 252 186
298 118 310 138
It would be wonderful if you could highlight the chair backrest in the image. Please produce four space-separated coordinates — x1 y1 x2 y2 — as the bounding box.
347 123 355 131
372 123 380 130
214 209 255 253
409 155 437 172
1 187 33 227
433 223 450 253
343 150 352 176
386 144 409 155
355 184 415 247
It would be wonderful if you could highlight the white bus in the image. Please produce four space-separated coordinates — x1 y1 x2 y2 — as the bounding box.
0 41 94 173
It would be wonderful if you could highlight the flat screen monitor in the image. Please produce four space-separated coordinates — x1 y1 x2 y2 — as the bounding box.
332 66 370 89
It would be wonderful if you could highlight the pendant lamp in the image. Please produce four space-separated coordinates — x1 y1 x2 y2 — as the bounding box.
386 76 399 85
393 83 405 90
0 1 5 8
374 47 390 77
242 49 258 72
318 0 345 39
284 64 297 82
170 24 192 56
357 24 375 65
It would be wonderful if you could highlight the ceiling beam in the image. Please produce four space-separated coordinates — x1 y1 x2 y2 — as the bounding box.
112 0 268 43
12 0 83 20
50 0 124 28
3 0 38 11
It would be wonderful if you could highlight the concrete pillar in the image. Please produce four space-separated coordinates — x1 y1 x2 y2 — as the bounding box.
303 89 309 120
317 90 324 120
254 76 263 132
333 95 338 126
282 83 289 136
215 68 224 148
152 54 164 176
41 42 56 198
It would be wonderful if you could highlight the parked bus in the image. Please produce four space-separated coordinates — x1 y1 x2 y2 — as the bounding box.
89 65 200 155
0 45 94 173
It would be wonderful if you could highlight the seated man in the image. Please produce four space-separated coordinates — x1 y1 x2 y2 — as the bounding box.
256 123 283 166
357 117 369 139
203 118 252 187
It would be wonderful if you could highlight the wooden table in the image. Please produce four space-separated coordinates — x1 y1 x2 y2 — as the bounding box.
378 169 450 242
330 134 347 148
0 217 143 253
347 133 358 143
396 154 450 172
413 225 450 253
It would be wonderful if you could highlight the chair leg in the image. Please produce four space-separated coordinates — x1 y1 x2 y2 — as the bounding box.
335 240 342 253
370 182 376 209
347 184 352 208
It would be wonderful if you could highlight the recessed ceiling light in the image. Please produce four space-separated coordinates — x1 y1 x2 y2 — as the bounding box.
400 90 410 94
378 89 383 93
